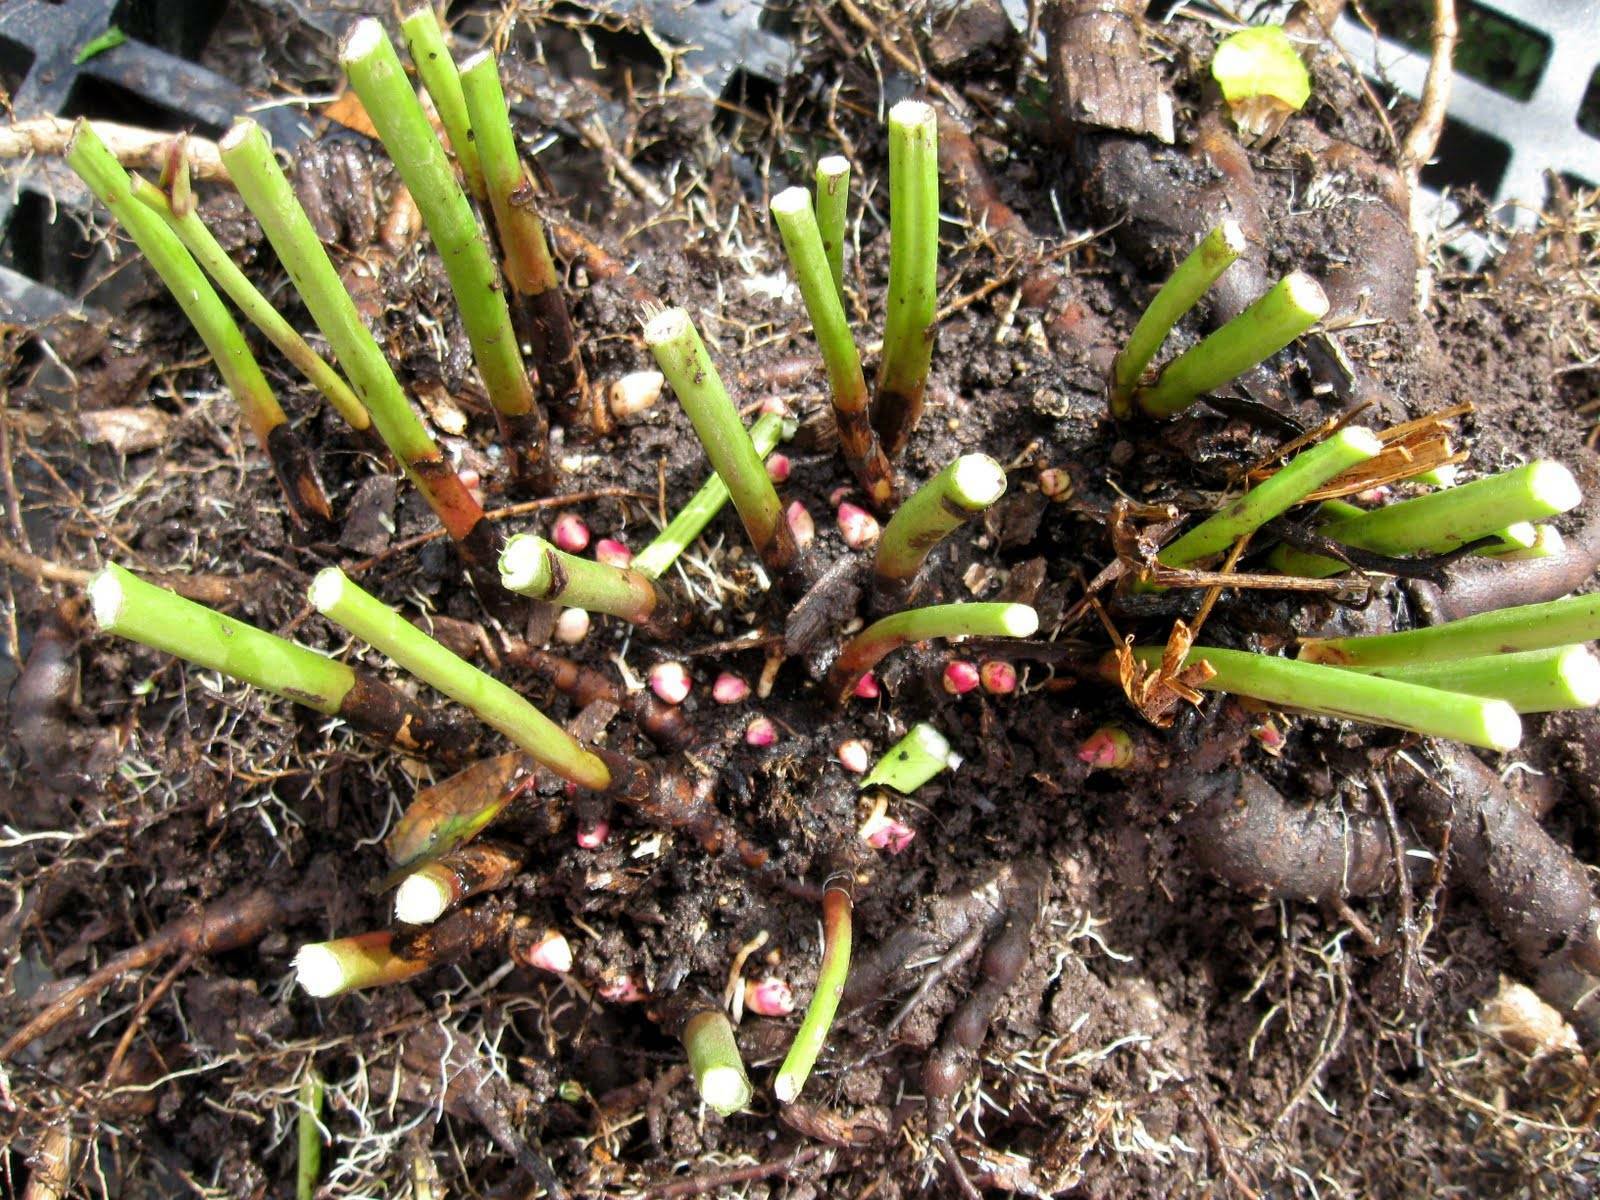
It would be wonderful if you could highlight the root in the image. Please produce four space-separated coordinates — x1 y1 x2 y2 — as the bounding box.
9 606 84 788
935 106 1032 261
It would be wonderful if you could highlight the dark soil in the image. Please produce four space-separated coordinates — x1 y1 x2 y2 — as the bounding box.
4 2 1600 1197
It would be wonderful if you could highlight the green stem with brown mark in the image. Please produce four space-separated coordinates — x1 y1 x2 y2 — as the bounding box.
814 155 850 301
400 4 485 201
499 533 676 632
873 454 1006 605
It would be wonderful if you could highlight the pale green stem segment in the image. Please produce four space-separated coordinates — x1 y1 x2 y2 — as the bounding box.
860 723 960 793
1268 461 1581 578
1159 427 1382 568
310 568 612 791
1488 525 1563 561
632 412 786 579
814 155 851 300
773 883 852 1104
874 100 940 457
1350 646 1600 714
400 5 485 201
1110 221 1247 417
128 173 370 432
682 1011 753 1116
65 123 287 446
220 120 488 543
1299 594 1600 667
340 19 534 422
771 185 893 508
646 308 796 573
875 454 1007 589
1132 271 1329 419
90 563 354 713
500 534 661 625
294 931 425 997
1477 522 1538 555
828 602 1038 703
1130 644 1522 750
296 1067 325 1200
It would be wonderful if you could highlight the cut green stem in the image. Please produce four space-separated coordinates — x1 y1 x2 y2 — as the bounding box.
682 1010 753 1116
773 881 853 1104
1131 271 1328 419
310 567 612 791
1128 643 1522 750
814 155 851 300
296 1066 324 1200
874 454 1006 604
500 533 675 632
1349 646 1600 713
873 100 939 458
219 119 495 567
1159 427 1382 568
294 903 509 997
1299 593 1600 667
860 723 961 793
394 841 525 925
459 50 589 428
129 171 370 434
771 185 894 508
66 121 332 532
341 20 543 476
1488 525 1563 561
632 411 786 580
827 602 1038 705
400 5 485 201
645 308 797 575
1268 461 1581 578
1110 220 1247 418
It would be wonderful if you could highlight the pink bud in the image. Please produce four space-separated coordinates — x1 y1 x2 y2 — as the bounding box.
712 672 749 705
523 930 573 974
576 819 610 849
760 396 788 416
979 660 1017 694
1038 467 1072 500
837 739 871 774
744 977 795 1017
554 607 590 645
1251 720 1285 754
860 812 916 854
598 975 648 1003
837 502 880 549
1077 726 1133 770
765 453 791 483
745 717 778 747
594 537 632 567
829 486 853 508
1356 486 1392 505
942 660 980 695
552 513 590 553
786 501 815 547
649 661 691 705
853 672 881 699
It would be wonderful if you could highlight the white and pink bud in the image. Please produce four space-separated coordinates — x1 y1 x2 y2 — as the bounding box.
860 812 916 854
649 661 692 704
1077 726 1134 770
1250 719 1285 755
1038 467 1073 501
765 453 791 483
743 976 795 1017
979 660 1017 694
576 819 610 849
837 739 871 774
828 486 853 508
608 369 664 418
594 537 633 567
786 501 815 547
942 660 980 695
522 929 573 974
598 974 648 1003
552 513 590 553
554 607 590 645
745 717 778 747
837 502 880 549
760 396 789 417
712 672 750 704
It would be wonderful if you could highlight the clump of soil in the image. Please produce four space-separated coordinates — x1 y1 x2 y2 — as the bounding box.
4 2 1600 1197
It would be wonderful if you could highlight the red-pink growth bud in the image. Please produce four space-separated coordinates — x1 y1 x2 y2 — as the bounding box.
649 661 691 704
745 716 778 747
522 930 573 974
859 812 916 854
598 975 648 1003
712 672 750 704
576 819 610 849
837 739 871 774
766 453 791 483
552 513 590 552
1250 719 1285 755
942 660 980 695
1356 486 1392 505
979 660 1017 694
837 501 880 549
744 977 795 1017
594 537 632 567
1077 726 1134 770
853 672 881 699
786 501 815 547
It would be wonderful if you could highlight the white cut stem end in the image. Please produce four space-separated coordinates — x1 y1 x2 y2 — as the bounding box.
394 873 451 926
